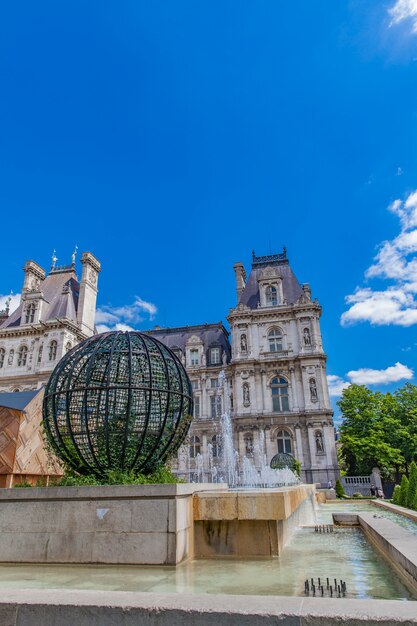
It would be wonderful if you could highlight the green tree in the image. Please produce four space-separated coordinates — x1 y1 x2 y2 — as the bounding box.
399 475 409 507
407 462 417 509
392 484 401 505
338 385 406 480
335 478 345 498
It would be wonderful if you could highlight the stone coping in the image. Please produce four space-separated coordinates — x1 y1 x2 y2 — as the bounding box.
0 589 416 625
373 500 417 523
0 483 227 502
333 512 417 593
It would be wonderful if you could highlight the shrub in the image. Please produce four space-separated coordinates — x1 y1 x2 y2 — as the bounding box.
352 492 363 498
49 463 182 487
335 479 345 498
392 485 401 505
13 481 32 488
407 462 417 509
399 475 409 507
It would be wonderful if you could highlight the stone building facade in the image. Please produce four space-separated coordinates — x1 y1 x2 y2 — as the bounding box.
149 250 339 486
0 251 101 392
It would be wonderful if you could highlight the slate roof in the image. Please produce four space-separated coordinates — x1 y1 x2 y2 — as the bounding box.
0 267 79 329
238 251 304 309
146 323 231 364
0 390 40 411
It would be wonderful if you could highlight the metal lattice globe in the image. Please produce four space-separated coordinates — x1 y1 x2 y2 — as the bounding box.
43 331 193 477
270 452 296 471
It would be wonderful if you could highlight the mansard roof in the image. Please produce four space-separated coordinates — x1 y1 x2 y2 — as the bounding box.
238 250 304 309
146 322 231 362
0 390 40 410
0 266 79 329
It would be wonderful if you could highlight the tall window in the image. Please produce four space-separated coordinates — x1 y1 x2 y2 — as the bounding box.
25 303 36 324
271 377 289 412
266 285 278 306
190 349 199 366
211 435 220 458
277 430 292 454
17 345 28 367
210 378 219 388
191 380 199 390
210 396 222 418
49 341 58 361
210 347 221 365
268 329 283 353
189 435 201 458
193 395 200 418
0 348 4 368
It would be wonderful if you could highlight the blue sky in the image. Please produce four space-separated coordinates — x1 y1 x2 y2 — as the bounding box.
1 1 417 417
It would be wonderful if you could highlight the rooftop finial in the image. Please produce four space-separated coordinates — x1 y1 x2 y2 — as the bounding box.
51 249 58 269
71 244 78 265
5 294 11 314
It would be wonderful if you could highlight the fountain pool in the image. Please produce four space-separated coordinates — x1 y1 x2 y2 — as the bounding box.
0 521 413 600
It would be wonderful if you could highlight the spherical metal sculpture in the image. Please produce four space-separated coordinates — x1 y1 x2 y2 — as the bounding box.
43 331 193 477
270 452 296 471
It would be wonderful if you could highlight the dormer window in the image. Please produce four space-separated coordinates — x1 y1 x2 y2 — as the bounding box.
190 349 199 366
266 286 278 306
210 346 221 365
25 303 36 324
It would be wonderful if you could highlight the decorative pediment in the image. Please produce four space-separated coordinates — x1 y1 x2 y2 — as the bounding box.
259 265 280 280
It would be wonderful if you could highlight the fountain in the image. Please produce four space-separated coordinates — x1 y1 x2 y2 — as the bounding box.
191 369 300 488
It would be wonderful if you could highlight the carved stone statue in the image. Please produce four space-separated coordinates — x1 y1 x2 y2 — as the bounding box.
309 378 318 401
8 349 14 365
241 334 247 352
222 351 227 365
315 431 324 453
243 382 250 406
303 328 311 346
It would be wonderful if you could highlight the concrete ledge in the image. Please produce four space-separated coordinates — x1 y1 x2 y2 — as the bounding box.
0 589 416 625
373 500 417 523
333 512 417 593
0 483 226 502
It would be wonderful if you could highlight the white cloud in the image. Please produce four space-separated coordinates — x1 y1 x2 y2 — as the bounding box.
342 189 417 326
347 362 413 385
328 362 413 398
389 0 417 33
95 296 158 333
0 293 20 315
327 375 351 397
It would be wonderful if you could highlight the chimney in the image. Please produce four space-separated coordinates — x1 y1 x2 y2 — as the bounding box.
22 261 46 297
77 252 101 336
233 262 246 302
302 283 312 300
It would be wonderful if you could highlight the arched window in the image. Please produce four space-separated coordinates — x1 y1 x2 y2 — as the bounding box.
271 377 289 412
268 329 283 353
0 348 4 368
17 346 28 367
25 303 36 324
37 345 43 363
277 429 292 454
49 341 57 361
211 435 220 458
189 435 201 459
266 285 278 306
